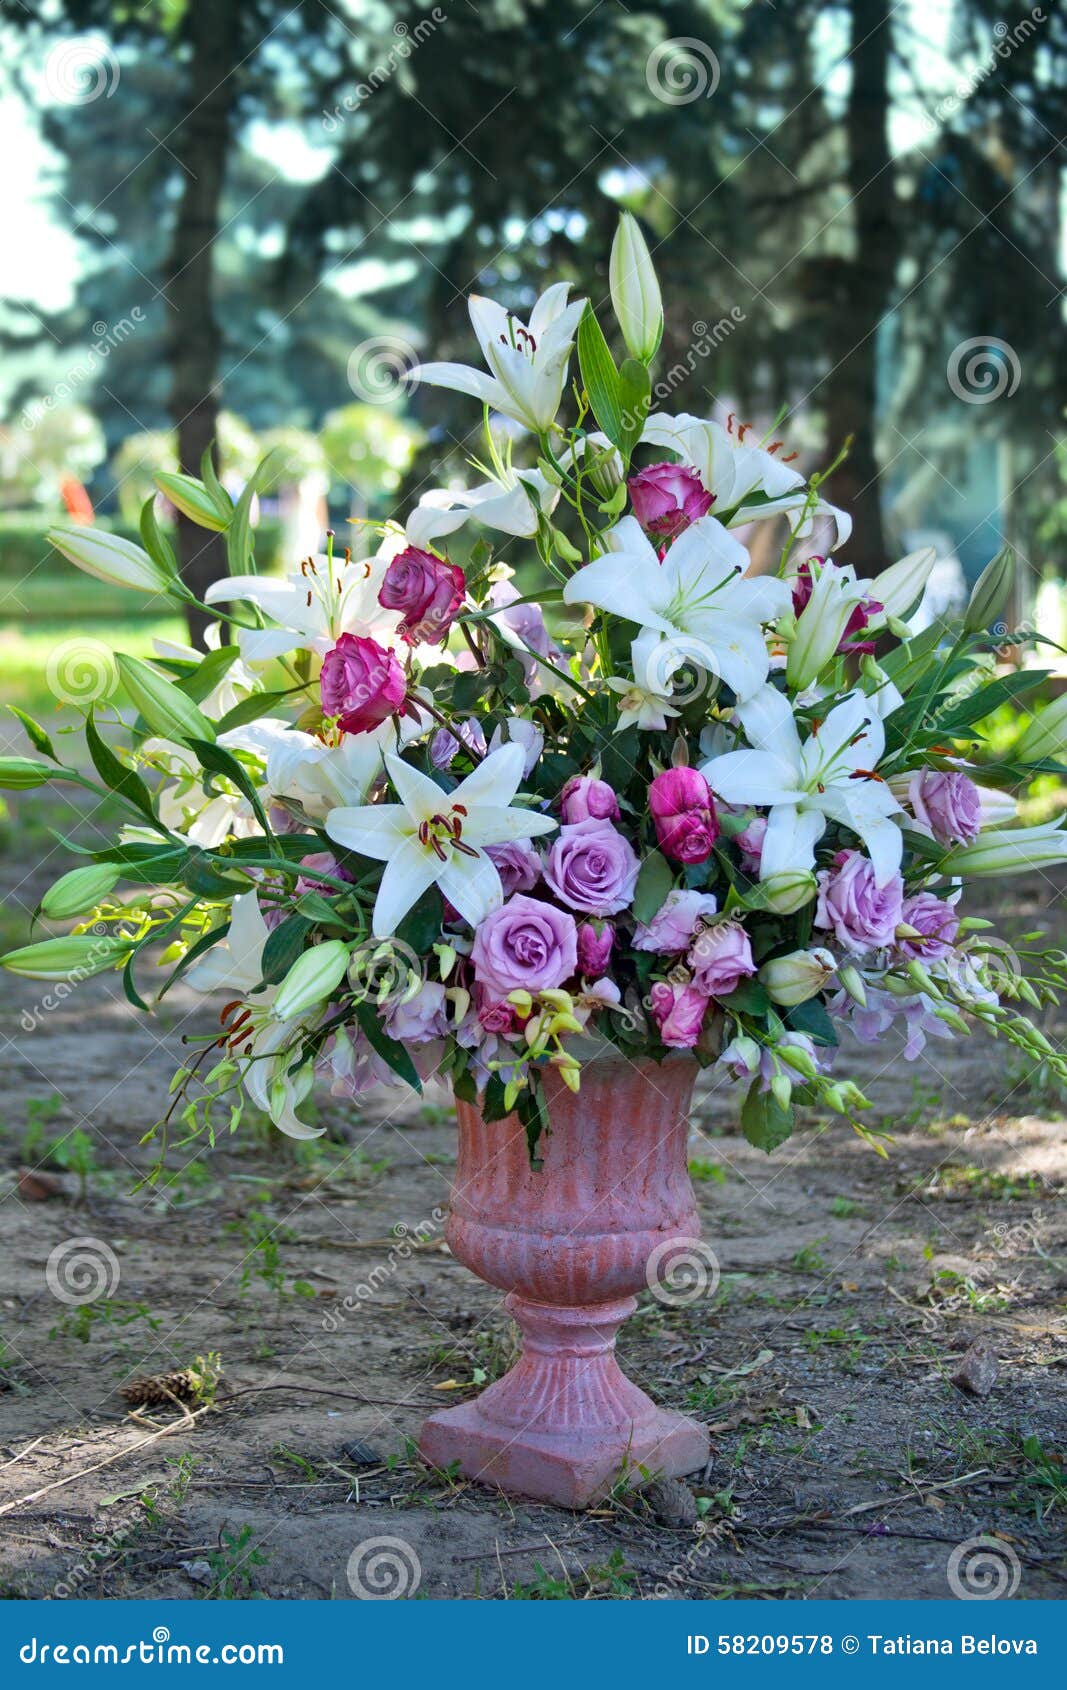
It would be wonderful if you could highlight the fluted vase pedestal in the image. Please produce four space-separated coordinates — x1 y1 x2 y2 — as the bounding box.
419 1048 709 1509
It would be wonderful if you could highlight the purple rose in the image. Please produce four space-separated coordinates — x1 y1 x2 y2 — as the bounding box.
909 770 982 846
688 920 756 998
430 717 487 770
649 766 719 864
379 545 466 645
577 920 614 978
649 980 709 1048
470 894 578 998
633 889 719 954
543 820 640 916
815 849 904 954
383 981 449 1045
485 838 542 897
735 816 767 875
896 893 960 961
320 633 407 733
628 462 713 541
560 774 620 825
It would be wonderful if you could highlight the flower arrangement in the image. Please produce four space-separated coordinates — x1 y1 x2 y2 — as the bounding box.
6 214 1067 1167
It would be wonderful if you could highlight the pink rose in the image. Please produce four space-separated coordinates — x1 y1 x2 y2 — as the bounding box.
909 770 982 846
815 849 904 954
735 816 767 875
320 633 406 733
628 462 713 541
543 820 640 916
688 921 756 998
577 920 614 978
649 766 719 864
379 545 466 645
896 893 959 961
649 980 709 1048
476 992 518 1035
633 890 719 954
560 774 620 825
295 852 355 896
471 894 578 998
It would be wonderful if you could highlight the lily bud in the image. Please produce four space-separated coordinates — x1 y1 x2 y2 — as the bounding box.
41 863 121 920
609 212 663 364
836 963 867 1008
155 472 230 532
1 934 132 980
48 527 176 595
942 822 1067 877
0 757 55 789
761 869 817 915
1018 692 1067 765
760 947 836 1006
777 1042 817 1079
871 546 936 623
964 545 1014 635
275 940 351 1020
116 654 217 745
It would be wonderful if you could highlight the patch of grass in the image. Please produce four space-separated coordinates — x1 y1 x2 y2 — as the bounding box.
511 1549 636 1600
204 1525 271 1599
0 615 186 717
688 1158 728 1184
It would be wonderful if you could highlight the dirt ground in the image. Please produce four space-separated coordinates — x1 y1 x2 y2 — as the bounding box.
0 774 1064 1602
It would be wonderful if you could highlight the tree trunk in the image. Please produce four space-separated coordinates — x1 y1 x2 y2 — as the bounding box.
824 0 895 575
163 1 241 644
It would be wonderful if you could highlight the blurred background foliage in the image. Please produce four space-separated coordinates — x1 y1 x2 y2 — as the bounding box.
0 0 1064 693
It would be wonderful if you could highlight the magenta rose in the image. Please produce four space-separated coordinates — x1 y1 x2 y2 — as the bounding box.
909 769 982 846
560 774 620 825
896 893 960 961
476 992 517 1035
688 921 756 998
320 633 406 733
649 766 719 864
577 920 614 978
543 820 640 916
792 558 882 655
628 462 713 541
379 545 466 645
633 889 719 954
470 894 578 999
649 980 710 1048
295 852 355 896
815 849 904 954
485 839 542 897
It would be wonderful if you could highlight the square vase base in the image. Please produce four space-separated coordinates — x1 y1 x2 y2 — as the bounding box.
419 1401 709 1510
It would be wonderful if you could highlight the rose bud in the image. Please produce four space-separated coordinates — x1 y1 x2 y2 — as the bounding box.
320 633 406 734
379 545 466 645
627 463 713 541
649 766 719 864
560 774 620 825
577 920 614 979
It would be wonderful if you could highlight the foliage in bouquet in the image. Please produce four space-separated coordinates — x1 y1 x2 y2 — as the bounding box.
6 214 1067 1167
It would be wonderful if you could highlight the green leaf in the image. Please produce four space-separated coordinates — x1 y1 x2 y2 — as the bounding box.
481 1073 512 1123
85 711 157 820
353 999 422 1092
139 495 179 575
617 357 651 458
740 1081 794 1152
632 849 675 925
176 645 240 705
260 916 312 986
117 654 216 745
577 305 624 445
214 689 294 734
200 447 234 520
157 918 230 1000
395 887 444 956
719 978 772 1018
517 1075 550 1169
7 706 56 761
186 737 270 833
784 996 838 1047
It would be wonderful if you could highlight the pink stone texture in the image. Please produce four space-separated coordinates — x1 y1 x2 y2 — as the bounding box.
419 1050 710 1508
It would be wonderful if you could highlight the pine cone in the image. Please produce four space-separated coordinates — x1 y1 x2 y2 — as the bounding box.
121 1368 202 1408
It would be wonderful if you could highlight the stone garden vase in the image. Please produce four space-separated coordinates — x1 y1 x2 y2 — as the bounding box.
419 1044 710 1508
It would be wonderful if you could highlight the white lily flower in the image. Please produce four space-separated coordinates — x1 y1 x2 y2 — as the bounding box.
563 514 790 701
408 283 586 434
640 412 852 546
702 685 903 885
186 890 271 995
606 629 684 731
405 464 558 548
786 560 870 691
863 547 937 629
240 1017 323 1140
204 547 401 663
325 742 557 937
262 712 424 821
